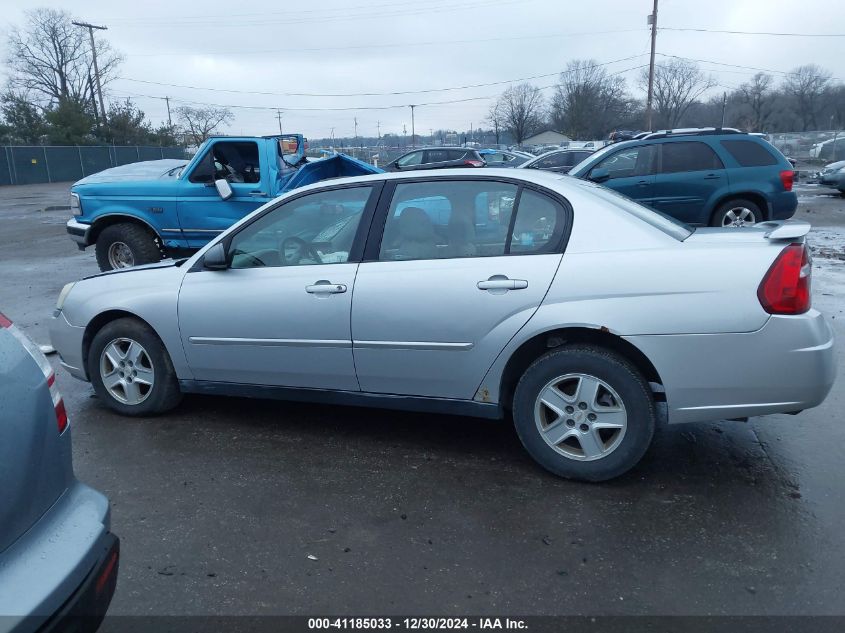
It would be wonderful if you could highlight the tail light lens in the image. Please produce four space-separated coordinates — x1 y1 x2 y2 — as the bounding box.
779 169 794 191
464 159 485 167
757 243 811 315
0 311 68 433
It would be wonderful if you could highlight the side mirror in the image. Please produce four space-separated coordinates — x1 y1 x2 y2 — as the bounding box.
589 167 610 183
203 242 228 270
214 178 233 200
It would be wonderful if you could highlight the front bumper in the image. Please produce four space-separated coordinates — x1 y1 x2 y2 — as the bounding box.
626 310 836 425
0 483 117 633
66 219 91 250
49 311 87 381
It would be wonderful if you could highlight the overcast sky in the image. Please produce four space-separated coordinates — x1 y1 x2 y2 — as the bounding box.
2 0 843 140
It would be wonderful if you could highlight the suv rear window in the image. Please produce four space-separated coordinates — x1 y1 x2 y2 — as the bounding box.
720 140 779 167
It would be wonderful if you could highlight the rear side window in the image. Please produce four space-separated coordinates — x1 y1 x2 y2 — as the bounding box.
535 152 569 168
510 189 565 254
448 149 469 160
720 140 779 167
660 141 724 173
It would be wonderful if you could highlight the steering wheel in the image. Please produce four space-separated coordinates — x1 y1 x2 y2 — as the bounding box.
280 236 321 265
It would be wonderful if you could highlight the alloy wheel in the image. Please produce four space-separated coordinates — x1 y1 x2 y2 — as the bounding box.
721 207 757 227
99 337 155 405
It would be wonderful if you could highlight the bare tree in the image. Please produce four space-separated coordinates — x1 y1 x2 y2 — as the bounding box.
551 59 633 139
784 64 832 131
6 8 121 108
175 105 234 145
737 72 774 131
639 59 715 129
494 83 545 146
487 101 503 145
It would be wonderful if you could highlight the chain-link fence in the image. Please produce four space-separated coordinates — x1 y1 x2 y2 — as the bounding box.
0 145 190 186
768 131 844 162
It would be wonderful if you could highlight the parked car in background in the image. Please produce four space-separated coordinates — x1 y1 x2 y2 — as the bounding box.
0 312 118 633
478 149 532 168
67 134 381 272
569 128 797 227
383 147 485 172
519 149 595 174
50 169 834 482
608 130 641 143
818 160 845 193
810 136 845 161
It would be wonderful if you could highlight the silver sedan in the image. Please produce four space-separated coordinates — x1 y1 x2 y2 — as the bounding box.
50 169 836 481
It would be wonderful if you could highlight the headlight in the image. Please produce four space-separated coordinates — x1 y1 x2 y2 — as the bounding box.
56 282 76 311
70 192 81 216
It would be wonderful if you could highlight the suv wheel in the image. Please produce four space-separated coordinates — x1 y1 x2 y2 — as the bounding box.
88 318 182 416
95 223 162 271
711 198 762 228
512 345 655 481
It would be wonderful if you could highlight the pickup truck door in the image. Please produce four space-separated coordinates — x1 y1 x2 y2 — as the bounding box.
177 139 272 248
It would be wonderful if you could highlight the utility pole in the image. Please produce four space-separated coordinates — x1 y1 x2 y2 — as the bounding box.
645 0 658 131
410 105 416 148
87 73 99 124
377 120 381 140
73 21 108 129
165 96 172 128
354 117 358 146
402 123 407 149
276 109 283 135
720 92 727 128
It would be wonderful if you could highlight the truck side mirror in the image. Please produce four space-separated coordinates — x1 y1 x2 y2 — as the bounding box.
203 242 228 270
589 167 610 183
214 178 233 200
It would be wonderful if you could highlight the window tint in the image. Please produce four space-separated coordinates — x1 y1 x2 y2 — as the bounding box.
510 189 564 254
228 187 372 268
448 149 469 160
397 151 423 167
426 149 451 163
593 145 655 179
660 141 724 173
720 140 778 167
379 181 518 261
190 141 261 184
536 152 569 169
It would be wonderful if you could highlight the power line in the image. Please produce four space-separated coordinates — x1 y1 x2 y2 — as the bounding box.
661 26 845 37
114 54 648 99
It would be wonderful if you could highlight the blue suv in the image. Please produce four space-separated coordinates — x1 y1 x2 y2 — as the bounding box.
568 129 797 226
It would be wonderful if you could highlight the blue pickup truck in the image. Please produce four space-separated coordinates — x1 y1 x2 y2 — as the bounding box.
67 134 381 271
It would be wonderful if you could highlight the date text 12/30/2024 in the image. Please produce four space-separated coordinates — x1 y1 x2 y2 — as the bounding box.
308 618 528 630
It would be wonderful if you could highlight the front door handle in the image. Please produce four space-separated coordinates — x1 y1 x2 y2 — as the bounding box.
306 280 347 294
703 173 721 180
249 190 269 197
477 275 529 292
636 179 650 187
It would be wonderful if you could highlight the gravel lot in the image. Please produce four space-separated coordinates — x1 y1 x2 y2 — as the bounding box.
1 181 844 617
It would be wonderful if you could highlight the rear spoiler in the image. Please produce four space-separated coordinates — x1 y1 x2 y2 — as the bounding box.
755 220 811 241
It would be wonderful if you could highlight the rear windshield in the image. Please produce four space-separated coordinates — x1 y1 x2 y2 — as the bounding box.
720 140 779 167
576 179 693 240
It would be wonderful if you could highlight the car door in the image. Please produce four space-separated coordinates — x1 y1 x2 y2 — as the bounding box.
177 183 381 389
351 178 568 399
587 145 657 206
651 141 727 224
176 140 272 248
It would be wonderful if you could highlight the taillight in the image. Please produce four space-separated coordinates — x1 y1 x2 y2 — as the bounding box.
757 243 811 315
1 311 68 433
779 169 794 191
464 159 485 167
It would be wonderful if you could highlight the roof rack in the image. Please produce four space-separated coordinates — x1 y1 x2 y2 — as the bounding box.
638 127 744 140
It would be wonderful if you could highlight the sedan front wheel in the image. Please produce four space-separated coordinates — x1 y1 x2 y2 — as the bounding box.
512 345 656 481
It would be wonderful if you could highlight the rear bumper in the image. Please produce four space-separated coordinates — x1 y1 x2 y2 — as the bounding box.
769 191 798 220
0 483 117 633
49 311 87 381
66 219 91 250
626 310 836 424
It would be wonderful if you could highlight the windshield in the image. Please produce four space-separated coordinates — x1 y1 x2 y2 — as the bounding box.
569 141 620 174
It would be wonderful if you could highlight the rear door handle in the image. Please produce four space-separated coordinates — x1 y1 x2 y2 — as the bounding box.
477 276 528 291
703 174 722 180
249 190 269 197
306 280 347 294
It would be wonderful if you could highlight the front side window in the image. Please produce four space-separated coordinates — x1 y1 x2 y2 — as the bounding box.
378 181 566 261
228 186 372 269
190 141 261 184
659 141 724 173
593 145 655 179
397 151 424 167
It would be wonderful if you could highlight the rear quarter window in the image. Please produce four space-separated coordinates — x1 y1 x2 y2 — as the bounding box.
720 140 779 167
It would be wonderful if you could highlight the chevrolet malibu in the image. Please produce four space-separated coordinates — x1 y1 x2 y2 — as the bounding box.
50 169 836 481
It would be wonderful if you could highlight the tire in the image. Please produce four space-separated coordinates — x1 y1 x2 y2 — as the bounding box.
710 198 763 228
512 345 655 482
95 223 162 271
88 317 182 416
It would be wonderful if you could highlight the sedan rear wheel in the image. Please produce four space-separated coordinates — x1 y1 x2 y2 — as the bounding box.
88 317 182 416
513 345 655 481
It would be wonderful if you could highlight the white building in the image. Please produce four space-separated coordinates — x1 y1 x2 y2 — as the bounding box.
521 130 571 146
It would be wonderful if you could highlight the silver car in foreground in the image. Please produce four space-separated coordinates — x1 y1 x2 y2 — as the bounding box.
1 312 118 632
50 169 836 481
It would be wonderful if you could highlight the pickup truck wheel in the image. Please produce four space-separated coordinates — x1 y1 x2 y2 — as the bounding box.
710 198 762 228
95 223 162 271
512 345 655 482
88 317 182 416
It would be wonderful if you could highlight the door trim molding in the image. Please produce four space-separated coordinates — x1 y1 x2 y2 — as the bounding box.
188 336 351 348
354 340 474 351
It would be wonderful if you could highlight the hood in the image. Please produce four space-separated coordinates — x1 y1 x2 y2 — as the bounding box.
74 159 188 186
84 258 186 280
